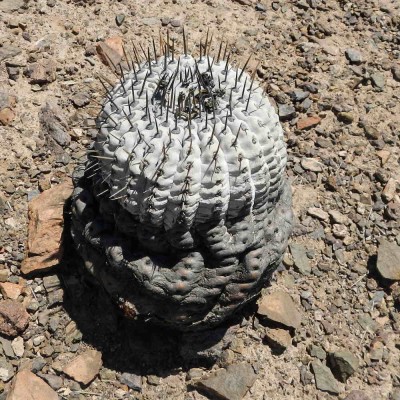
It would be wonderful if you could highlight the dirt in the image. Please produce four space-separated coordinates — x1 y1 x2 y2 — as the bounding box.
0 0 399 399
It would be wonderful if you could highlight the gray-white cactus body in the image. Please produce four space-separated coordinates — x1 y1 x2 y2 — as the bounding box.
71 51 293 330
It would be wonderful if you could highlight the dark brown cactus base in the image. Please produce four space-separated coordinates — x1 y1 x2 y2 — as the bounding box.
70 157 293 331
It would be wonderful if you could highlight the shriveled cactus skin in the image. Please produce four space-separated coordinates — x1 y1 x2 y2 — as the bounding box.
71 48 293 330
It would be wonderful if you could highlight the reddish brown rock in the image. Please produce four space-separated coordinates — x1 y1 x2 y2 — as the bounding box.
264 328 292 353
257 291 302 329
0 282 24 300
21 180 74 276
25 61 57 85
7 370 58 400
296 116 321 130
62 349 102 385
0 108 15 126
0 300 30 337
96 36 125 71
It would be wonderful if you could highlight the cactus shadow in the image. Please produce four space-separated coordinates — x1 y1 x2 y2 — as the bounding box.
58 207 238 377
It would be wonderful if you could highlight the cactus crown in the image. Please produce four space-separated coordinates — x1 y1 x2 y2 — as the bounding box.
92 30 286 251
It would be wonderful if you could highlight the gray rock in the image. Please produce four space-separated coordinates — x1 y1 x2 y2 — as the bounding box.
0 357 14 382
290 243 311 275
311 361 340 394
308 344 326 360
38 373 64 390
278 104 296 120
371 72 385 89
377 239 400 280
39 102 70 147
32 357 47 373
170 19 182 28
0 337 15 358
194 363 257 400
329 350 359 382
119 372 142 391
0 45 22 62
115 14 125 26
345 48 363 65
255 3 266 11
290 89 309 102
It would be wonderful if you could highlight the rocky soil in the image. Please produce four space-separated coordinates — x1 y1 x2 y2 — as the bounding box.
0 0 399 399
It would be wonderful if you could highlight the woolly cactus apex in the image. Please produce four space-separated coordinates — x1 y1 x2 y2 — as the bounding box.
71 33 293 330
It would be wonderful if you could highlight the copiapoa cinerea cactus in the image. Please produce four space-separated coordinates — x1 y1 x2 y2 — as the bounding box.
71 29 293 331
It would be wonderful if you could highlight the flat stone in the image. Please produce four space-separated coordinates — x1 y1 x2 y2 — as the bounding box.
119 372 142 391
0 300 30 337
38 373 63 391
21 180 73 276
308 344 326 360
71 92 90 108
308 207 329 221
290 89 309 102
39 102 70 147
301 158 323 172
0 282 23 300
376 239 400 280
382 178 398 202
0 337 15 358
311 360 340 394
345 48 363 65
278 104 296 121
329 350 359 382
344 390 371 400
96 36 127 71
11 337 24 357
297 116 321 130
264 328 291 353
0 357 14 382
290 243 311 275
194 363 257 400
63 349 102 385
25 61 56 85
0 45 21 62
329 210 349 225
257 290 302 329
371 72 385 89
7 370 58 400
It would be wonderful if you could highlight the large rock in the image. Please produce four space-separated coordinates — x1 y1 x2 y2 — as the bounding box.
0 300 30 337
194 363 257 400
376 239 400 280
62 349 102 385
7 370 58 400
21 180 73 276
311 361 340 395
329 350 359 382
257 290 302 329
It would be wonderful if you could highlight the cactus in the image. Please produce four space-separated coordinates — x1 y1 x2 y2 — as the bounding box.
70 32 293 330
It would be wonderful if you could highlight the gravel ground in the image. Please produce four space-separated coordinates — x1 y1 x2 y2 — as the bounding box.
0 0 399 399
